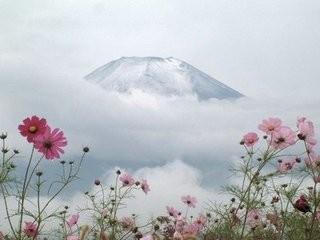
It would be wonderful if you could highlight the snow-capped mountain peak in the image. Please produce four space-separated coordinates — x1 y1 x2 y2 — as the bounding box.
84 57 243 100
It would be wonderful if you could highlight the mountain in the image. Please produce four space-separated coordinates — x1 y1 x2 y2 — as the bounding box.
84 57 243 100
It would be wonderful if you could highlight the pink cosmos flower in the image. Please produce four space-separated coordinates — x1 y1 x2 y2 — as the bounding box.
34 126 67 160
18 115 47 143
120 217 135 230
140 235 153 240
305 154 320 169
183 223 199 235
297 117 315 137
258 117 282 135
278 159 296 173
119 173 135 187
173 231 183 240
194 214 207 228
141 179 150 194
297 117 317 151
67 213 80 228
271 126 296 149
166 206 179 218
242 132 259 147
247 209 262 228
23 221 38 237
314 176 320 183
181 195 197 208
175 215 187 233
101 208 108 217
67 236 80 240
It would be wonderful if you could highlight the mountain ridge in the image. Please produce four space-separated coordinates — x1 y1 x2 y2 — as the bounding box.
85 56 244 100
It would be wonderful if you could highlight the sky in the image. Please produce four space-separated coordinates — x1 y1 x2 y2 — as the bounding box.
1 0 320 229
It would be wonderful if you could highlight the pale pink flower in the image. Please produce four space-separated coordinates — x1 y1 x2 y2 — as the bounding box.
278 159 296 173
183 223 199 235
194 214 207 228
166 206 179 218
314 176 320 183
67 236 80 240
297 117 315 138
67 213 79 228
297 117 317 150
141 179 150 194
258 117 282 135
23 221 38 237
120 217 135 230
242 132 259 147
101 208 108 217
181 195 197 208
18 115 48 143
119 173 135 187
175 216 187 233
247 209 262 228
140 235 153 240
271 126 296 149
34 126 67 160
315 211 320 221
305 154 320 169
173 231 183 240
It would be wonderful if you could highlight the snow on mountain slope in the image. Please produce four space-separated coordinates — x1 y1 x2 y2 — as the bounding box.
84 57 243 100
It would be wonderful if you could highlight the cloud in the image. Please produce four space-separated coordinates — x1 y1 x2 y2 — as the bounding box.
1 69 320 191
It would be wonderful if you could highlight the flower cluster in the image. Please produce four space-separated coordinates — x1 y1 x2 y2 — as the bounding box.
3 115 320 240
18 115 67 159
0 116 88 240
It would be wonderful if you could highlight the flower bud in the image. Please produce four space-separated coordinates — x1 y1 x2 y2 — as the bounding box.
1 148 9 154
94 179 101 186
83 146 89 153
0 133 7 139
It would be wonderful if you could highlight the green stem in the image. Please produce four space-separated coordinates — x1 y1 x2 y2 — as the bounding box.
18 146 35 239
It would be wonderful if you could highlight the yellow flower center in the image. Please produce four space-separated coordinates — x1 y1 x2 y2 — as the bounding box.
29 126 37 133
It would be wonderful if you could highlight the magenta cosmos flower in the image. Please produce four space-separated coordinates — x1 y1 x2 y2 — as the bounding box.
34 126 67 160
119 173 135 187
67 213 79 228
258 117 282 135
140 179 150 194
242 132 259 147
181 195 197 208
23 221 38 237
271 126 296 149
18 115 47 143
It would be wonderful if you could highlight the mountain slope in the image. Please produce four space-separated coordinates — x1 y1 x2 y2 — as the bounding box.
85 57 243 100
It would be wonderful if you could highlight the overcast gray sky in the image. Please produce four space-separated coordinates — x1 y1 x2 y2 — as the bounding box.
1 0 320 98
1 0 320 225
